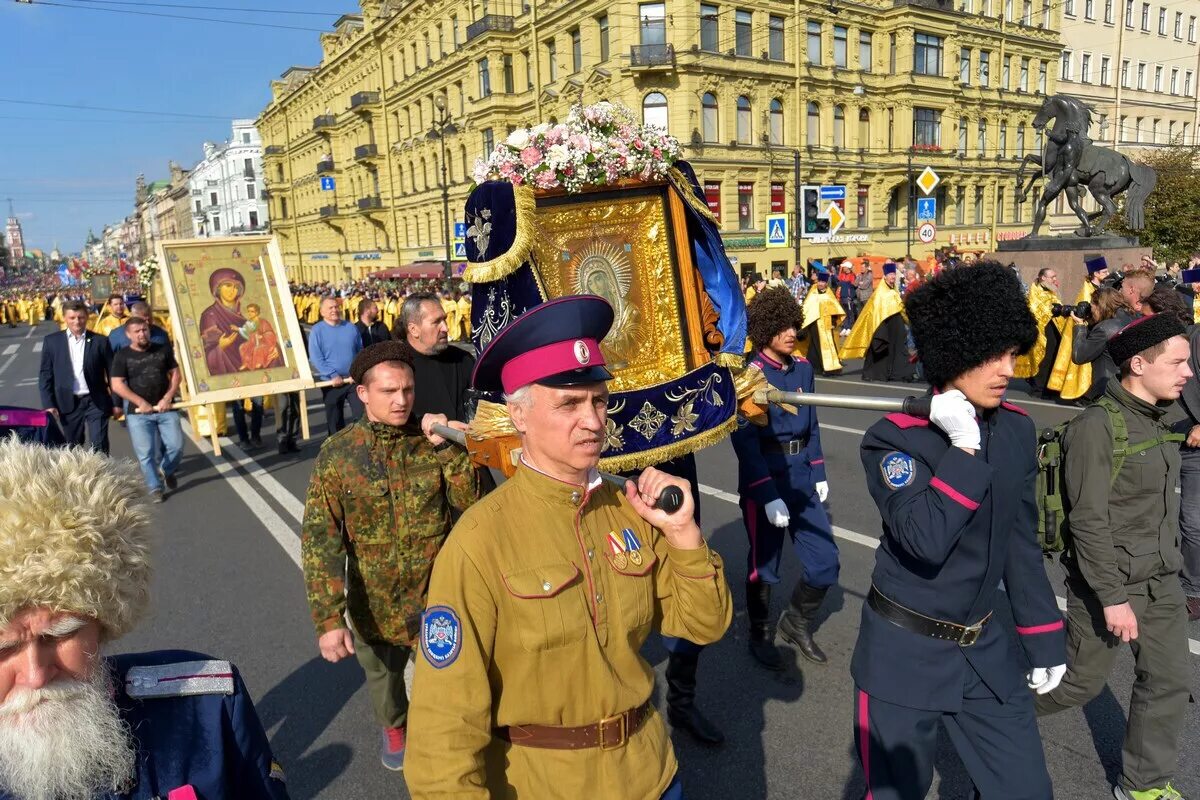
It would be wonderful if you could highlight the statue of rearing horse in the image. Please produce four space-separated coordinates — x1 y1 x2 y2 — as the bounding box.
1015 94 1156 237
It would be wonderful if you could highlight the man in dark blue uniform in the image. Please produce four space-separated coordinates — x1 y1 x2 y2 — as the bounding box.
0 438 288 800
733 287 838 669
853 262 1067 800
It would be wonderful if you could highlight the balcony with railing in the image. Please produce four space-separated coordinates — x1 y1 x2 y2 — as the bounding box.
354 143 380 161
319 205 337 218
357 196 383 211
466 14 515 41
630 43 675 69
264 145 283 155
316 158 335 174
313 114 337 131
350 91 381 111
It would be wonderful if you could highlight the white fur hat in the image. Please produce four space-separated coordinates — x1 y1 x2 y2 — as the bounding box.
0 438 154 639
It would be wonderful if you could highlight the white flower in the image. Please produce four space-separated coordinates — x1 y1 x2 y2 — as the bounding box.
505 128 531 149
472 158 491 184
530 122 551 137
545 144 571 169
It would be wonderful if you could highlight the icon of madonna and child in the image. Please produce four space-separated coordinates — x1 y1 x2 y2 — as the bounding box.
198 267 285 376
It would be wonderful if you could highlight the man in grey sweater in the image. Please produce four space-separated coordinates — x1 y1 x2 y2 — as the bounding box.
1036 313 1193 800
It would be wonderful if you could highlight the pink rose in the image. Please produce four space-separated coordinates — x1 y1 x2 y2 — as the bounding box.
534 170 558 189
520 147 542 168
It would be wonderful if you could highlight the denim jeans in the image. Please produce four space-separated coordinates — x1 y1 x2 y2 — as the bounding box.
126 411 183 492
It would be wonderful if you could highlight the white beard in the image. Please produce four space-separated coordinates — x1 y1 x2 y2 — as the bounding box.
0 663 136 800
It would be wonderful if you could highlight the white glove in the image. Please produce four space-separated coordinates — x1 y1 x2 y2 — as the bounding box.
1026 664 1067 695
815 481 829 503
928 389 981 450
764 499 790 528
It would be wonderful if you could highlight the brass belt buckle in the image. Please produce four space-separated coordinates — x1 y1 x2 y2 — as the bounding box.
958 622 983 647
598 713 627 750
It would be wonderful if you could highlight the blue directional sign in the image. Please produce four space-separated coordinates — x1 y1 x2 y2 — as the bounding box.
917 197 936 221
765 214 789 249
453 241 466 258
319 176 336 191
454 222 467 239
819 185 846 201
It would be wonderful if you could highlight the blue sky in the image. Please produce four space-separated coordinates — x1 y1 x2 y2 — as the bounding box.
0 0 353 255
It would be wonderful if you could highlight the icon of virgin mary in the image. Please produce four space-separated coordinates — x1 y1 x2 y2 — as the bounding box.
199 268 248 376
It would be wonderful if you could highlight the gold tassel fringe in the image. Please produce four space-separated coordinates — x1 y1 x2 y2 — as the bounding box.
463 184 538 284
714 352 746 370
598 414 737 473
667 168 718 225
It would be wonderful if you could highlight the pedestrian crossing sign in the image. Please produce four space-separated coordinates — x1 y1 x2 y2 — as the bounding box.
766 214 789 249
453 240 466 258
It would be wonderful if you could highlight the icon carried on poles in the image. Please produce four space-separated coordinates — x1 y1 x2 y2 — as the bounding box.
916 197 936 221
319 176 336 191
915 167 940 196
918 222 936 244
765 214 789 248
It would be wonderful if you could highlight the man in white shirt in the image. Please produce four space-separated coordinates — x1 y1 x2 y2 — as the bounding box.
37 300 119 453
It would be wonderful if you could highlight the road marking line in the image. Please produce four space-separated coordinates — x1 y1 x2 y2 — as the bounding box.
0 355 16 378
814 375 1070 411
696 483 1200 656
32 341 42 353
1 345 17 356
218 438 304 523
182 429 301 569
23 327 35 339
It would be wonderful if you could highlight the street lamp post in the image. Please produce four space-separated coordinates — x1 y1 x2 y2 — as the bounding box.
428 96 459 281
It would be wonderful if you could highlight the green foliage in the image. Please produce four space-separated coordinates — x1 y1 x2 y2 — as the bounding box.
1111 145 1200 263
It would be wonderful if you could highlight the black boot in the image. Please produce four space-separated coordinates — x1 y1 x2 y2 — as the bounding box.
665 651 724 745
745 581 784 671
777 581 830 664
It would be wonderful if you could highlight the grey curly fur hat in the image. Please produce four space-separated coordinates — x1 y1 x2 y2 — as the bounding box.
905 261 1038 388
0 438 154 639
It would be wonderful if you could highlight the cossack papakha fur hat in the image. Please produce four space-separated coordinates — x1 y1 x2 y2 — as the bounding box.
905 260 1038 388
0 438 154 639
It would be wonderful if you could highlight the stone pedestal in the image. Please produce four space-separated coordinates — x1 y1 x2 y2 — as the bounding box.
986 235 1150 296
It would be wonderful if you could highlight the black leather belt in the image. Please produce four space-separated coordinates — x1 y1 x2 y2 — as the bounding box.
762 437 808 456
867 585 992 647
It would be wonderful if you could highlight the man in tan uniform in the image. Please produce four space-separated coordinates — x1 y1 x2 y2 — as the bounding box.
405 295 732 799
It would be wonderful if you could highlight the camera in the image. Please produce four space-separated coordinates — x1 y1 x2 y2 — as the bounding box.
1050 301 1091 320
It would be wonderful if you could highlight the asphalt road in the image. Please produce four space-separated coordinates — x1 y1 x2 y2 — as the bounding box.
1 319 1196 799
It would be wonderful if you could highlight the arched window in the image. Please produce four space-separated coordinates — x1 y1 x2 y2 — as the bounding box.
999 121 1008 156
833 105 846 148
643 92 669 132
806 101 821 145
1016 122 1026 157
702 93 719 142
769 99 784 145
858 108 871 148
977 118 988 154
737 96 752 144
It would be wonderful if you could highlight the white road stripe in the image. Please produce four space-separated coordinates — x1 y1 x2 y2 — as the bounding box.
1 345 17 356
23 326 35 339
32 341 42 353
183 429 301 569
0 355 16 378
814 375 1069 411
218 438 304 523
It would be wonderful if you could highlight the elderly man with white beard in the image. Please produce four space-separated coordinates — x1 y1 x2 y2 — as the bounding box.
0 438 289 800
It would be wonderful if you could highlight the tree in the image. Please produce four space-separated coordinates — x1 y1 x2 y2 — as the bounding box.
1110 144 1200 264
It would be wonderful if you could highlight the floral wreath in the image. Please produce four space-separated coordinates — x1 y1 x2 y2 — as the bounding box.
471 101 681 193
136 256 160 291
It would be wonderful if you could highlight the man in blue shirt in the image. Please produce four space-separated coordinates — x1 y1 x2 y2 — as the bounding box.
107 302 169 352
308 296 362 435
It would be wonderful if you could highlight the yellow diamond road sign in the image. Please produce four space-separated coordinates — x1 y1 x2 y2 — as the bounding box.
823 202 846 236
916 166 940 196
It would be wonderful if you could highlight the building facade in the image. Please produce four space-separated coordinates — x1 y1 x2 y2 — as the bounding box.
1051 0 1200 233
258 0 1065 283
187 120 270 238
4 207 26 272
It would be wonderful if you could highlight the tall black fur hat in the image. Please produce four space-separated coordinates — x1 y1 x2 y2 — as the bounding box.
905 260 1037 387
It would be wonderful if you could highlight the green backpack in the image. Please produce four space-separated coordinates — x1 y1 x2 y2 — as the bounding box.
1036 395 1185 554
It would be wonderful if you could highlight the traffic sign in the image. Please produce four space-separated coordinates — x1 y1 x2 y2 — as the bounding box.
918 222 936 243
822 202 846 236
819 185 846 201
453 241 466 258
916 197 936 221
765 214 789 248
319 176 336 191
916 167 939 196
454 222 467 239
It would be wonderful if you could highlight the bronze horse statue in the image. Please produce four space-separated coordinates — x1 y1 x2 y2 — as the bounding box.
1015 94 1156 237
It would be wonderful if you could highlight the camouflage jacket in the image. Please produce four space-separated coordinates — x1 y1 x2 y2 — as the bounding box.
301 417 480 647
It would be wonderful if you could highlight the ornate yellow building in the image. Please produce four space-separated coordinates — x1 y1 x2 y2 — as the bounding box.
257 0 1065 283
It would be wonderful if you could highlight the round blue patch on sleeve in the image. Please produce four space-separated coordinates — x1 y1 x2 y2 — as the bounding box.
879 451 915 490
420 606 462 669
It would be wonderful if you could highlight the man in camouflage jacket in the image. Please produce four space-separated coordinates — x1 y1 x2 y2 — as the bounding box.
301 341 480 771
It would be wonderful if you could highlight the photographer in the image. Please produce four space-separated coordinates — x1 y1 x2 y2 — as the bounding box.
1070 287 1133 401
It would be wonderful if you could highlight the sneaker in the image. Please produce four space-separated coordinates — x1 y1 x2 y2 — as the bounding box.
1114 783 1186 800
150 489 164 504
250 436 264 449
1186 595 1200 622
380 726 405 771
162 470 178 491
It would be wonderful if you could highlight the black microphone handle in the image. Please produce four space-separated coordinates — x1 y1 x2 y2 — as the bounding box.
901 395 933 418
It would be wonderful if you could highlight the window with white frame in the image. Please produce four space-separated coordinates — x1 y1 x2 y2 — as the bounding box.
701 93 719 141
1081 53 1091 82
960 48 971 84
1159 6 1166 34
1171 68 1178 93
1061 51 1072 81
1085 0 1094 17
1104 0 1113 22
860 31 873 71
1100 56 1110 85
834 26 848 68
1175 11 1183 37
980 51 990 86
642 92 668 131
1065 0 1075 14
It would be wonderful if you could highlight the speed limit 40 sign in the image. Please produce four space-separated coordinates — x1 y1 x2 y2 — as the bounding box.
917 222 936 244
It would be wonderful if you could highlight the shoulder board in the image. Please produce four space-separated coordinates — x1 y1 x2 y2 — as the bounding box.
1000 400 1030 416
125 659 235 700
793 354 810 364
883 412 930 429
750 359 766 371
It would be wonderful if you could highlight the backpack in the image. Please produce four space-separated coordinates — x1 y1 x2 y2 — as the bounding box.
1036 395 1184 553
